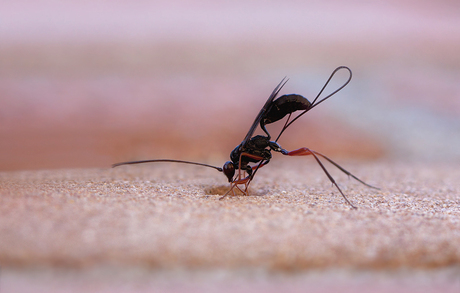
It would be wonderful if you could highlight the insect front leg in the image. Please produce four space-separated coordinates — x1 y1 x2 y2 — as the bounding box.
219 152 264 200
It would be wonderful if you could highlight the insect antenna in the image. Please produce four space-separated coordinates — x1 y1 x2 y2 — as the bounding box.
112 159 223 172
275 66 352 142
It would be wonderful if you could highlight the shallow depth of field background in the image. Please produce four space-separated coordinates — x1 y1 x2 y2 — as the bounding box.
1 0 459 171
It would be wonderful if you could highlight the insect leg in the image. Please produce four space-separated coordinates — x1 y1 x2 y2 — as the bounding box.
282 147 357 209
237 152 265 194
219 152 264 200
285 148 378 189
219 174 252 200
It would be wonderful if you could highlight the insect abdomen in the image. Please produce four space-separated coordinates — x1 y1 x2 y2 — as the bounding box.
262 94 311 125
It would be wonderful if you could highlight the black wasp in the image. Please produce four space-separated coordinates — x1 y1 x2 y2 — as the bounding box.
113 66 377 208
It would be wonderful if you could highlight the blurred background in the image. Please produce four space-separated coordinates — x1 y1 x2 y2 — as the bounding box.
1 0 459 171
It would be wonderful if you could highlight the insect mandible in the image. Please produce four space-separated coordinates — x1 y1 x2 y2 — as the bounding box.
113 66 378 208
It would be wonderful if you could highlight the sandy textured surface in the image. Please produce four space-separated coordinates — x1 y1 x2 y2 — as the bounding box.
1 160 459 291
2 1 460 291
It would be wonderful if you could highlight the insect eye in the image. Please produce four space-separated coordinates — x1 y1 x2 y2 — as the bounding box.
223 161 235 182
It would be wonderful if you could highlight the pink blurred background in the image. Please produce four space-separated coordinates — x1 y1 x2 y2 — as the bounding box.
1 0 459 171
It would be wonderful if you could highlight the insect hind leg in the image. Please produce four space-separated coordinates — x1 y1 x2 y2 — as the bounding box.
283 147 363 209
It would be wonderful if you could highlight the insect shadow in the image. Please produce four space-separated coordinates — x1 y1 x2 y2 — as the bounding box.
113 66 378 208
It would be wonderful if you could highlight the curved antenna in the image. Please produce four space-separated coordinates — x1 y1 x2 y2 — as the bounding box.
112 159 223 172
275 66 352 142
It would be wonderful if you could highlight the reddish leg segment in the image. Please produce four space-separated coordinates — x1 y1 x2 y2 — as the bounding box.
286 148 376 188
219 152 265 200
284 147 358 209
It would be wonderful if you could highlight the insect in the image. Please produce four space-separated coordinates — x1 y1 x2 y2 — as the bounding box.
113 66 377 208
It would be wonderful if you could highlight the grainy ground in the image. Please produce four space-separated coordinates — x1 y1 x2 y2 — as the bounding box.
1 160 459 292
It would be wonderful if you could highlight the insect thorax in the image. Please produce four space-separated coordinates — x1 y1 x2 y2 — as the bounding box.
230 135 272 166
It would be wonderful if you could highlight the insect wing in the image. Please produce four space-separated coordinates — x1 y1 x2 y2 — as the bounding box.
240 77 289 147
